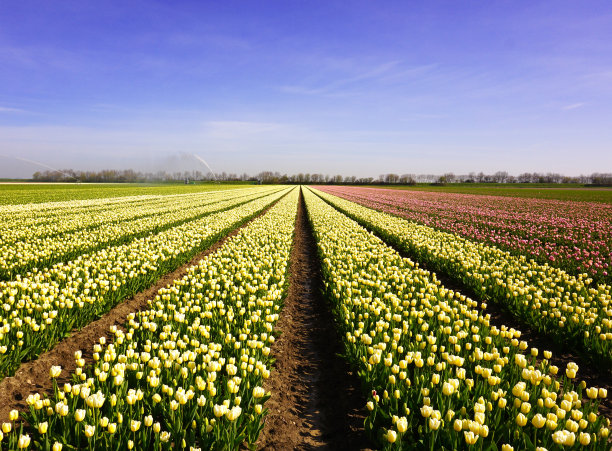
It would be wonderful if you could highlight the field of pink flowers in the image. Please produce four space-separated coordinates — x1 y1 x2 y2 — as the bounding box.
315 186 612 282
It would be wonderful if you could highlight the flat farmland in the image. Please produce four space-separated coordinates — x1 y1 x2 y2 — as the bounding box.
0 184 609 450
0 183 251 205
372 184 612 204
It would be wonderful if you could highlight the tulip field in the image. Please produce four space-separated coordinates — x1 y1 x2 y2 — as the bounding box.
312 187 612 369
0 184 610 449
316 186 612 283
0 188 283 280
304 187 610 449
0 186 289 380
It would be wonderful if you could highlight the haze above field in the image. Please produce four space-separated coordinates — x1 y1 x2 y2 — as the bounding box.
1 1 611 178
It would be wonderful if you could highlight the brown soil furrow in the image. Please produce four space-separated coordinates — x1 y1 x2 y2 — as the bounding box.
0 196 285 424
256 188 372 450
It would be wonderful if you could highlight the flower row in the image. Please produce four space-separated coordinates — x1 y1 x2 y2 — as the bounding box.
1 193 166 240
312 188 612 368
0 188 292 380
0 184 245 206
316 186 612 282
0 187 283 280
0 187 255 246
0 187 299 450
303 187 609 450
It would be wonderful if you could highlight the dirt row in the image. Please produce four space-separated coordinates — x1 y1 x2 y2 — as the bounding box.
256 189 371 450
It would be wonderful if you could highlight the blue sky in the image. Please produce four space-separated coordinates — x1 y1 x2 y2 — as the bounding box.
1 1 611 178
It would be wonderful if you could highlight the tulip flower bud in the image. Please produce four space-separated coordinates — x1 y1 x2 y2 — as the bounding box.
49 366 62 379
84 425 95 438
38 422 48 434
74 409 85 422
17 434 31 449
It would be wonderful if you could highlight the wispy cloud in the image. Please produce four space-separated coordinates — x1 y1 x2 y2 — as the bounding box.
0 45 38 67
0 106 28 114
400 112 449 121
200 120 307 154
377 64 439 83
204 120 292 138
0 43 90 73
584 70 612 81
280 60 421 96
167 32 251 51
562 102 586 110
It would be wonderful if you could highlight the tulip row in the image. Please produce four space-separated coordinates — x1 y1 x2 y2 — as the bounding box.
316 186 612 282
0 187 292 380
303 187 610 450
0 183 247 206
0 187 254 245
0 187 283 280
0 187 299 450
312 188 612 368
1 193 166 240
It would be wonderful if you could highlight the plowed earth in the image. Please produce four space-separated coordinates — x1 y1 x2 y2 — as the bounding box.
256 190 372 450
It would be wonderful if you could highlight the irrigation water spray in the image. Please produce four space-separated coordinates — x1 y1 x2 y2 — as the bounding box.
0 154 80 181
192 154 217 180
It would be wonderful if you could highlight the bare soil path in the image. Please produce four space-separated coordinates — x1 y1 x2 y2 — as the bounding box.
0 197 285 424
256 189 372 450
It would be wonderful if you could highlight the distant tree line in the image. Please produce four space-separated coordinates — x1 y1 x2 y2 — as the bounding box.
32 169 240 183
31 169 612 186
256 171 612 186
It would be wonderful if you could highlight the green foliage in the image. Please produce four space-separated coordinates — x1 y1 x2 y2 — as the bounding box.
0 183 248 205
375 184 612 204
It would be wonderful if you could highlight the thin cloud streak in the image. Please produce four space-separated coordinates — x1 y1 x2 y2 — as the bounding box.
562 102 586 110
0 106 28 113
280 60 422 96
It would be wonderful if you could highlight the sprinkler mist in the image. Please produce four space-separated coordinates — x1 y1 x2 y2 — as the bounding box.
191 154 217 181
0 154 80 181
